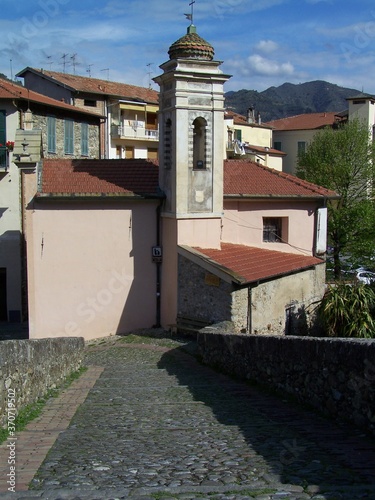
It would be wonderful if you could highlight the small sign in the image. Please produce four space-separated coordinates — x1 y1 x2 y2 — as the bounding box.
152 246 162 263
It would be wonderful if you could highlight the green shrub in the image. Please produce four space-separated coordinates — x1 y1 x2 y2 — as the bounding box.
318 282 375 338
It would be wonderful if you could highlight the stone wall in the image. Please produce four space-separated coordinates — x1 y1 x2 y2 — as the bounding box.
33 113 100 159
198 332 375 436
0 337 84 427
178 255 325 335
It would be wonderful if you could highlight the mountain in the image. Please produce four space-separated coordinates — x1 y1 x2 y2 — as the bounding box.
224 80 361 122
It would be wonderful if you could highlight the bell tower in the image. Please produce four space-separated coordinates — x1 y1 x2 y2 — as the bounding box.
154 23 231 246
153 22 231 326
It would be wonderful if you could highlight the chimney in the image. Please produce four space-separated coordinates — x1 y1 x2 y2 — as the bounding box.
23 109 33 131
247 107 255 124
257 111 261 125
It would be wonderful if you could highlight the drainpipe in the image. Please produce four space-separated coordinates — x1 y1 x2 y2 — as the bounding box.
155 199 163 328
247 287 252 334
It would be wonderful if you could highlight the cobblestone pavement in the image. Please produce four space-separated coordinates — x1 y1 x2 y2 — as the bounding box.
5 334 375 499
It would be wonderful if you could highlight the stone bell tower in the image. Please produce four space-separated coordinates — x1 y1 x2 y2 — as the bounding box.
153 23 231 327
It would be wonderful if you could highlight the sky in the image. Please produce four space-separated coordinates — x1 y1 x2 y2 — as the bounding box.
1 0 375 94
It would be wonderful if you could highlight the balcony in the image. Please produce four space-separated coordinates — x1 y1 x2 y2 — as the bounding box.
112 121 159 141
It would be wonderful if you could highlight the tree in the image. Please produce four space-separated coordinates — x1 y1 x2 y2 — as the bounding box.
297 119 375 279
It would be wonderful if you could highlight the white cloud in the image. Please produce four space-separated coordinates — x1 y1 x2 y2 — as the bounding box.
247 54 294 77
254 40 279 54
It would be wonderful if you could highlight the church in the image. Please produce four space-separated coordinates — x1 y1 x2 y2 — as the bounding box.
21 24 337 340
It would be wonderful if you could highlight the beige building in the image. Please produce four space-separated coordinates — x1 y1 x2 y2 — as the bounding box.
224 109 285 170
17 68 159 160
267 93 375 174
20 24 338 340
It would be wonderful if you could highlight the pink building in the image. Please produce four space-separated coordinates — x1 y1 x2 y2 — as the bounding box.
21 25 338 339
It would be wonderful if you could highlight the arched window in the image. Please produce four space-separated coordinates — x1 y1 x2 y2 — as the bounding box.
193 117 207 169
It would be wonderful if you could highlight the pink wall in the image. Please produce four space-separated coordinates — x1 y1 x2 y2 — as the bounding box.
222 199 318 255
27 199 159 340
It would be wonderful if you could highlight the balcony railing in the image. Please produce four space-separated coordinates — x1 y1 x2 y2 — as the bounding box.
112 124 159 141
0 147 8 171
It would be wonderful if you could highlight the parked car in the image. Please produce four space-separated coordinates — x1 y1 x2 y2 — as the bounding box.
356 270 375 285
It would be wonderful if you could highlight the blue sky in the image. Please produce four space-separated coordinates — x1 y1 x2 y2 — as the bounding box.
1 0 375 94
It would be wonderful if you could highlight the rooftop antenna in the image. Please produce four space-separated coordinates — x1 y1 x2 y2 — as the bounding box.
184 0 195 25
46 55 53 70
86 64 93 77
147 63 153 89
9 59 13 81
71 53 78 74
61 53 69 73
101 68 110 81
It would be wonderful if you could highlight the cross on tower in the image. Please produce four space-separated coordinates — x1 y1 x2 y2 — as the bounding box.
184 0 195 25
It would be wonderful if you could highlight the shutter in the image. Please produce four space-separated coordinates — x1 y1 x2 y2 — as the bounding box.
65 120 74 154
47 117 56 153
0 111 6 145
81 123 88 156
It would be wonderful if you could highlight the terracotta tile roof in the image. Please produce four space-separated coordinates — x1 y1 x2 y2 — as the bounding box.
192 243 323 284
265 112 343 131
225 109 272 129
244 144 286 156
224 159 338 199
0 78 102 117
18 68 159 104
38 159 161 198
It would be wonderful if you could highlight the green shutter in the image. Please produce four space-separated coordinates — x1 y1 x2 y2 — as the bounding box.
81 123 88 156
64 120 74 154
47 116 56 153
0 111 6 168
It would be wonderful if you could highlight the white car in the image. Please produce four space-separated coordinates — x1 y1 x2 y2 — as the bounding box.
356 270 375 285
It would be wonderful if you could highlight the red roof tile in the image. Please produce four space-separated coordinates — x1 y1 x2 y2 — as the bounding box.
224 109 272 129
0 79 102 117
193 243 323 284
265 112 343 131
224 159 338 198
39 159 161 198
19 68 159 104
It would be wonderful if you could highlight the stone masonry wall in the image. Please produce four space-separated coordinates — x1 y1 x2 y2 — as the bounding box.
198 332 375 436
33 114 100 159
0 337 84 428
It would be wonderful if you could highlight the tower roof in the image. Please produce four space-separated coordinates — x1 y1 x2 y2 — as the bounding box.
168 25 214 61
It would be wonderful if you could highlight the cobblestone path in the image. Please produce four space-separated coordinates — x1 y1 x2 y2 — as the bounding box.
6 335 375 499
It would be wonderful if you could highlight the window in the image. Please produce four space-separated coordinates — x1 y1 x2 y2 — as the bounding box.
235 129 242 142
81 123 88 156
274 141 282 151
297 141 306 155
47 116 56 153
193 117 207 170
84 99 97 107
64 120 74 154
0 110 6 169
263 217 288 243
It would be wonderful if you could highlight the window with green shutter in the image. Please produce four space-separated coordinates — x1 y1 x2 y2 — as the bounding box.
0 111 6 169
47 116 56 153
81 123 88 156
64 119 74 154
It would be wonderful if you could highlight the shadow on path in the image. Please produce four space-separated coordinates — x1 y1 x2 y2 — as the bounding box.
158 343 375 494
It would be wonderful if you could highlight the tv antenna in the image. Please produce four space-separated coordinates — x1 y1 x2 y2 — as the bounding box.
9 59 13 81
71 53 78 74
147 63 154 89
101 68 110 81
184 0 195 24
61 53 69 73
86 64 93 77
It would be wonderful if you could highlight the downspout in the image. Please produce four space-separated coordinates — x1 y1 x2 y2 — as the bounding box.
155 198 163 328
247 287 252 334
